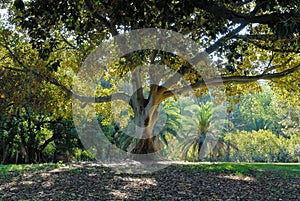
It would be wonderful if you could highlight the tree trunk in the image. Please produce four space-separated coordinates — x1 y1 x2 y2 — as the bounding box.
130 103 160 159
131 134 156 154
198 140 203 161
127 76 164 159
197 134 206 161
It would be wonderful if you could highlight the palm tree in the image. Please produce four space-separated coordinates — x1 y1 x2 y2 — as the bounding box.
180 101 230 161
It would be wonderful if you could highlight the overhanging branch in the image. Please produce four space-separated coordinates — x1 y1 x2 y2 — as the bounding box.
194 0 298 25
250 40 300 53
205 23 247 54
163 64 300 99
2 65 130 103
85 0 118 36
235 34 275 41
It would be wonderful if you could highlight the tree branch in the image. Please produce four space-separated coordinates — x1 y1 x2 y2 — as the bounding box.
235 34 275 41
205 23 247 54
0 42 27 69
3 65 131 103
161 64 190 89
163 64 300 100
194 0 249 23
194 0 298 25
84 0 118 36
262 57 293 75
0 46 130 104
59 29 78 50
221 64 299 84
249 40 300 53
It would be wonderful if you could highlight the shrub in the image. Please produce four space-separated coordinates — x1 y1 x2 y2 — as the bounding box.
225 130 295 162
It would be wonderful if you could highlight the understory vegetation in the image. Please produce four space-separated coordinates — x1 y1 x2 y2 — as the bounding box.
1 86 299 164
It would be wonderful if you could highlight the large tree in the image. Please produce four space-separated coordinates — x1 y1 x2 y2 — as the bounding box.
1 0 299 157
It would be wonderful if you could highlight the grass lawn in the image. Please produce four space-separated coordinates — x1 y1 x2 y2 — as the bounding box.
178 162 300 177
0 163 62 175
0 162 299 177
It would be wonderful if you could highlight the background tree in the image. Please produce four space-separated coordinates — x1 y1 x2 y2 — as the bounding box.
224 129 297 162
229 83 300 136
225 85 300 162
0 23 88 164
229 83 282 133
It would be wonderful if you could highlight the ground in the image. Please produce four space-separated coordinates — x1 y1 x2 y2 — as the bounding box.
0 162 299 200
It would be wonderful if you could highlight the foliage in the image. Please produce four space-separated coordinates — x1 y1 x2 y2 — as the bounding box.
229 84 300 137
0 0 299 156
229 84 281 132
180 98 231 161
224 130 298 162
0 104 89 164
0 163 62 175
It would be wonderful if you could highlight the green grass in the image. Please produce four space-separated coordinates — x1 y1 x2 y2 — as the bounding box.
0 163 62 175
0 162 299 178
179 162 300 177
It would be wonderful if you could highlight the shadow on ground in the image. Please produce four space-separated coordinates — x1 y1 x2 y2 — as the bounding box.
0 162 299 200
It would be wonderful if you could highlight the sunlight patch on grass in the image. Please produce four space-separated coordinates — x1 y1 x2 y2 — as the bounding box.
179 162 300 177
0 163 61 175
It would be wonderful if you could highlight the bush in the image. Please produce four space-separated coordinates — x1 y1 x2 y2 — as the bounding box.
225 130 295 162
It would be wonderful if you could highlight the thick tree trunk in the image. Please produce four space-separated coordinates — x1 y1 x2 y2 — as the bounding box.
130 104 160 157
128 72 165 158
131 138 156 154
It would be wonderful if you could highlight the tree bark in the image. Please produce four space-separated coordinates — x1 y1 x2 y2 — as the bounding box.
131 137 156 154
198 140 203 161
130 99 160 157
